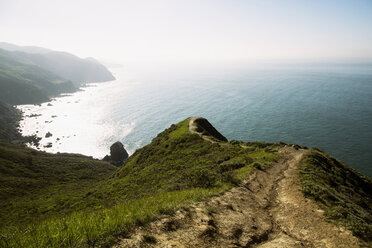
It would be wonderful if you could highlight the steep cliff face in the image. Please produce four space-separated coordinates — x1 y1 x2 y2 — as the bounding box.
0 101 22 141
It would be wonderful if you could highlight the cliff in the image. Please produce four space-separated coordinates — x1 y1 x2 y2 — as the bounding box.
0 117 370 248
0 101 22 141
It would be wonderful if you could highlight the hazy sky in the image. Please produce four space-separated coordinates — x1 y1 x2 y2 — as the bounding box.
1 0 372 62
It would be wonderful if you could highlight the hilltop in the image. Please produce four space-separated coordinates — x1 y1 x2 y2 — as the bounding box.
0 117 371 248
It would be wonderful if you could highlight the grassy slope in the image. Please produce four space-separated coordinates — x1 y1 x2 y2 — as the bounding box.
3 117 370 247
90 119 279 205
0 118 280 248
0 142 117 226
299 149 372 244
0 49 75 104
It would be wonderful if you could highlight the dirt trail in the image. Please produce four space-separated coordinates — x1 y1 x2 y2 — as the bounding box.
113 120 360 247
113 147 360 248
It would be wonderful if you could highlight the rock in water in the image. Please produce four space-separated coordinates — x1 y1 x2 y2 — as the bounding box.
45 132 53 138
110 141 129 165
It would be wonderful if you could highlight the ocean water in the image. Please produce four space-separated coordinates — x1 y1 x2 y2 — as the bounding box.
18 61 372 177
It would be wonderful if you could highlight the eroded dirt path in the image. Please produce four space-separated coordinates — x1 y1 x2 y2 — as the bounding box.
113 147 360 248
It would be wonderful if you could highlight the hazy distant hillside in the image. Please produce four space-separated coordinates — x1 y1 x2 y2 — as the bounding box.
0 42 51 54
0 42 115 87
0 48 75 104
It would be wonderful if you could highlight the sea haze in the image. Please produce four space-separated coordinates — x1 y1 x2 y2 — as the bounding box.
18 61 372 177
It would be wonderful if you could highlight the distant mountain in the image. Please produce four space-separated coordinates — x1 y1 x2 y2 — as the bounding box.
0 42 115 87
0 42 52 54
0 48 76 104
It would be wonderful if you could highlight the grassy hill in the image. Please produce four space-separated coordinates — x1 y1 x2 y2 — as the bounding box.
0 118 280 247
0 117 370 247
87 118 279 206
0 49 76 104
0 141 117 227
299 149 372 243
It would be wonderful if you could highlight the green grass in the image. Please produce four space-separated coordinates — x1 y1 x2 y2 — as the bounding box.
168 118 190 139
2 117 370 247
91 120 280 205
0 141 117 226
299 149 372 244
1 187 228 248
0 118 279 247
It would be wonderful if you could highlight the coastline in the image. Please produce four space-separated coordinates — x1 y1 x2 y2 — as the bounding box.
10 64 372 177
15 81 119 158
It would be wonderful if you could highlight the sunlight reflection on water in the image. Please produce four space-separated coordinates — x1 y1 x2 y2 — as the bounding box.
18 79 136 157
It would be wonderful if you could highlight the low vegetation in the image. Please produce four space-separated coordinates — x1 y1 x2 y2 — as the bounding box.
0 118 280 247
93 119 279 203
0 141 117 226
3 117 370 248
299 149 372 244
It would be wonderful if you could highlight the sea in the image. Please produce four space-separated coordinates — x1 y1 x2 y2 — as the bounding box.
17 60 372 177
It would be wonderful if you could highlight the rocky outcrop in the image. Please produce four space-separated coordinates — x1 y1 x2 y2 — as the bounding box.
189 117 228 142
45 132 53 138
103 141 129 166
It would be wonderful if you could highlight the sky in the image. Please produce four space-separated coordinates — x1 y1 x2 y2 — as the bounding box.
1 0 372 63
